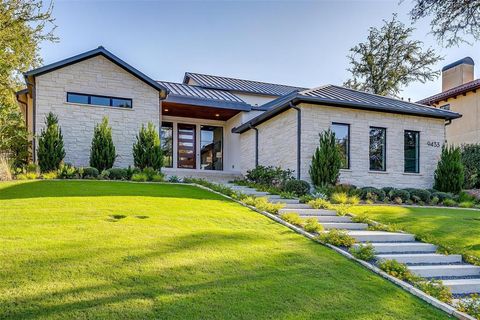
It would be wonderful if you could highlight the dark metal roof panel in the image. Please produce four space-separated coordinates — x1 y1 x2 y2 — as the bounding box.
184 72 308 96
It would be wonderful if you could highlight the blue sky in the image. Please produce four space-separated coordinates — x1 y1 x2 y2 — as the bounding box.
41 0 480 101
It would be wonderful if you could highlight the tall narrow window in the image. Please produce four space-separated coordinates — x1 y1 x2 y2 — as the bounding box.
404 130 420 173
200 126 223 170
161 122 173 168
369 127 386 171
331 123 350 169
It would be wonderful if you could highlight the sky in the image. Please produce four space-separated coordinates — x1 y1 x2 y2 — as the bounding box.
39 0 480 101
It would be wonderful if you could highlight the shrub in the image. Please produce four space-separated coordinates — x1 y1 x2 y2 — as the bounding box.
57 163 78 179
389 189 410 202
81 167 99 179
461 144 480 189
347 195 360 205
151 173 165 182
432 191 454 203
377 259 415 281
309 129 342 187
299 195 314 203
430 196 439 206
308 198 332 209
457 294 480 319
408 189 431 203
16 172 37 180
133 122 163 170
443 198 457 207
334 204 352 216
330 192 349 204
37 112 65 172
331 184 358 196
168 175 181 183
413 279 452 304
349 243 375 261
107 168 129 180
284 179 310 196
41 171 58 179
90 117 116 171
280 212 304 227
253 197 284 214
245 165 293 188
303 218 324 233
279 191 296 199
459 201 475 208
359 187 386 201
434 145 464 193
0 156 12 181
317 229 356 247
382 187 394 197
458 191 477 203
393 197 403 205
142 167 157 181
26 163 39 173
132 173 148 182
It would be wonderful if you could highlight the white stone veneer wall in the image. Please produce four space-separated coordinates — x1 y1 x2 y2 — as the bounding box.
34 55 160 167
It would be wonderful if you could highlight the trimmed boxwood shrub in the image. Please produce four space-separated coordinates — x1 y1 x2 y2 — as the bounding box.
81 167 99 179
284 179 310 196
359 187 386 201
382 187 394 198
107 168 129 180
432 191 454 203
408 189 431 203
389 189 410 202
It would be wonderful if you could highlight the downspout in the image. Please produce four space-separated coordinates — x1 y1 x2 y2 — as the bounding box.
444 119 452 145
28 79 36 163
249 124 259 167
289 102 301 180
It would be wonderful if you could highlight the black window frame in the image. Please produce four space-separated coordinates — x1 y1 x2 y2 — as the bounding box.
161 122 174 168
369 126 387 172
331 122 350 170
404 130 420 174
67 92 132 109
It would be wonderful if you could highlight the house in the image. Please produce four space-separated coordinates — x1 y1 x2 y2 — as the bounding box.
17 47 460 187
418 57 480 145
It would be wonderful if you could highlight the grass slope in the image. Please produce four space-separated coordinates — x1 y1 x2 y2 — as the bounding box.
351 205 480 260
0 181 450 319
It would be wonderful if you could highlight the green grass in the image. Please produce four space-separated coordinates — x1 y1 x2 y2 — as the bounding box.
0 181 451 319
350 205 480 260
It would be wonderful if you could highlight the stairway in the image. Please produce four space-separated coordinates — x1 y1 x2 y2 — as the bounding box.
224 183 480 297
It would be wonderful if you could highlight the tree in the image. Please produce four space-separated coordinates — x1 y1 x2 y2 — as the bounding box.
434 145 464 193
344 14 442 97
460 144 480 189
409 0 480 47
132 122 163 170
309 129 342 187
37 112 65 172
90 117 116 171
0 0 57 167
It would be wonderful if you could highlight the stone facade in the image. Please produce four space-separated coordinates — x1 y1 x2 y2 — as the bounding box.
240 103 445 189
34 55 160 167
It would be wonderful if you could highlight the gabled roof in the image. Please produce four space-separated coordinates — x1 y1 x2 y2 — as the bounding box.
232 85 461 133
24 46 168 97
183 72 308 96
417 79 480 106
158 81 251 111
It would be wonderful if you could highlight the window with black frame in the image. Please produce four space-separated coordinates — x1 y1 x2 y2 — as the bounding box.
404 130 420 173
369 127 386 171
161 122 173 168
200 126 223 170
67 92 132 108
331 123 350 169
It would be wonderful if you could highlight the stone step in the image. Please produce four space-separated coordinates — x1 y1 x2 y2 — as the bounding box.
244 191 270 196
282 203 311 209
279 208 337 216
347 231 415 243
268 198 299 204
409 265 480 278
321 223 368 230
357 242 437 254
301 215 352 222
442 279 480 295
376 253 462 265
265 194 282 199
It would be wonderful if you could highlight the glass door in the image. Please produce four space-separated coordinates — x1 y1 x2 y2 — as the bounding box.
177 124 196 169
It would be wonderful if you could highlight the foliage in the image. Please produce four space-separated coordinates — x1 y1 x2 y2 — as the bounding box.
142 167 157 181
430 196 439 206
334 204 352 216
106 168 129 180
431 191 454 203
168 175 181 183
0 155 12 181
349 243 375 261
245 165 293 188
347 195 360 205
280 212 304 227
133 122 163 170
131 173 148 182
434 145 464 193
41 171 57 179
442 198 457 207
151 173 165 182
278 191 296 199
37 112 65 172
303 218 324 233
344 14 441 97
299 195 314 203
412 279 452 304
460 144 480 189
389 189 410 202
317 229 356 247
330 184 359 196
283 179 310 196
330 192 348 204
377 259 415 281
90 117 116 171
308 198 332 209
81 167 99 179
16 172 37 180
309 129 342 187
183 178 237 198
57 163 78 179
407 189 431 203
243 196 285 214
359 187 386 201
457 294 480 319
459 201 475 208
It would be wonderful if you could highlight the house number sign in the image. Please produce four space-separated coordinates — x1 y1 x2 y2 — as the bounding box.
427 141 441 147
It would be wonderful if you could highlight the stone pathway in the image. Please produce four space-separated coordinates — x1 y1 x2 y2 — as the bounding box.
225 183 480 297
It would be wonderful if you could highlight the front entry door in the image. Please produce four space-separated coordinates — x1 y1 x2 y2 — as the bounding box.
177 124 196 169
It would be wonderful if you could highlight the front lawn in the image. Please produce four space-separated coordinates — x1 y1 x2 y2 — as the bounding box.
0 181 450 319
350 205 480 260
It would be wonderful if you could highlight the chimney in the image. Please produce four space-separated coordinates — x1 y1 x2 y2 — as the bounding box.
442 57 474 91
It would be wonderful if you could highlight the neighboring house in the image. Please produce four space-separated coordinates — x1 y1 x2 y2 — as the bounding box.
418 57 480 145
17 47 460 187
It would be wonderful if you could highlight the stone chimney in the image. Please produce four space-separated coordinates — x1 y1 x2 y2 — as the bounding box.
442 57 474 91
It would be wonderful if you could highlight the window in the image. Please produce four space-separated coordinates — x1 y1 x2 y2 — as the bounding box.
404 130 420 173
331 123 350 169
161 122 173 168
369 127 386 171
66 92 132 108
200 125 223 170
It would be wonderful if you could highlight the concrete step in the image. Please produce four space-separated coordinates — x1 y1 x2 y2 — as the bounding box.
265 194 282 199
321 222 368 230
282 203 311 209
268 198 299 204
348 231 415 243
358 242 437 254
409 265 480 278
301 215 352 222
244 191 270 196
376 253 462 265
279 208 337 216
442 279 480 295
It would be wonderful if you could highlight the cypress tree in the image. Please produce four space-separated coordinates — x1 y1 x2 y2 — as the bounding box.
132 122 163 170
89 117 116 171
309 129 342 187
37 112 65 172
434 145 464 193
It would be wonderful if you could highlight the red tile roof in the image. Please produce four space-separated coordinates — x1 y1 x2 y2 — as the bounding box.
417 79 480 105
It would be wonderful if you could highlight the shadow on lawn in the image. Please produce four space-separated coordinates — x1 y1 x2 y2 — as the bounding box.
0 180 230 202
0 231 443 320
